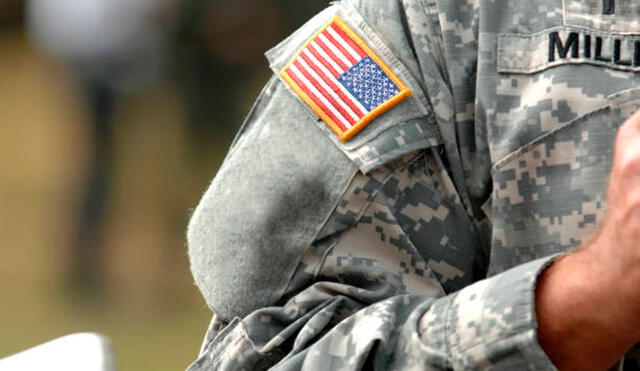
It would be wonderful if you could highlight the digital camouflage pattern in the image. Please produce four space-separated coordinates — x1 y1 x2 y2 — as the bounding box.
187 0 640 369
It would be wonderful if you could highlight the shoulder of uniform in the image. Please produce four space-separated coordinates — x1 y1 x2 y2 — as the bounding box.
266 0 442 173
188 77 359 321
187 1 445 321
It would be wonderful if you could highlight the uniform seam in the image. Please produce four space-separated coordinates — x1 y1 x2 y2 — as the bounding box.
493 105 609 170
499 59 640 75
282 167 360 294
314 239 339 278
311 152 429 281
354 153 425 225
384 151 456 296
452 331 540 368
381 202 448 298
499 24 640 38
443 291 459 363
422 0 449 84
208 320 254 368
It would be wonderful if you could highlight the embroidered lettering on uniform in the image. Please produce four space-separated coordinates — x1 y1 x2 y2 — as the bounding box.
614 39 632 66
280 16 412 143
548 31 640 66
595 36 611 62
603 0 615 15
548 32 579 61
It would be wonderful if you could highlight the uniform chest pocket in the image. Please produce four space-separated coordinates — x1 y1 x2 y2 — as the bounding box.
487 86 640 275
494 28 640 168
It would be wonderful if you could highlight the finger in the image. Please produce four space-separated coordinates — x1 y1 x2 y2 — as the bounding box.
621 108 640 132
616 108 640 151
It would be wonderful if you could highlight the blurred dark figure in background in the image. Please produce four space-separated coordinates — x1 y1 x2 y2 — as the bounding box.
26 0 172 298
17 0 328 299
0 0 22 29
172 0 330 163
15 0 328 300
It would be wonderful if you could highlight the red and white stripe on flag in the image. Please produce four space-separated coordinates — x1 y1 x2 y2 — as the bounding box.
280 16 412 142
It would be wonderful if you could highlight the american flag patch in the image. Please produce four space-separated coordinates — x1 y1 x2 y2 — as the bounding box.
280 16 412 142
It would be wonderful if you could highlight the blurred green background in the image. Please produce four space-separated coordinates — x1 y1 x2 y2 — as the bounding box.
0 0 327 370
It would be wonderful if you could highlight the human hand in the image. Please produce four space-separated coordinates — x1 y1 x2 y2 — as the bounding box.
588 108 640 285
536 108 640 370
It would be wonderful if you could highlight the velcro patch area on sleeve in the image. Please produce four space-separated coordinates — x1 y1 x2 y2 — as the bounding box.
280 16 412 143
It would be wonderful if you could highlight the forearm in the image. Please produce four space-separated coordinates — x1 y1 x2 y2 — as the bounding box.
536 249 640 370
190 257 559 371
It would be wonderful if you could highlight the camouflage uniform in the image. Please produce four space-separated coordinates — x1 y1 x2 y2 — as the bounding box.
187 0 640 369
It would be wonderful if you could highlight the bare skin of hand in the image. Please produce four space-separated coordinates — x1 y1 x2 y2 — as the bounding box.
536 108 640 370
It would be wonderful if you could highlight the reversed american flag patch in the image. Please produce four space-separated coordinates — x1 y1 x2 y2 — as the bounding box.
280 16 412 142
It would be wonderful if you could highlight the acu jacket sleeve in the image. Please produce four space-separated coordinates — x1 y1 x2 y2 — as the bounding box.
186 0 557 369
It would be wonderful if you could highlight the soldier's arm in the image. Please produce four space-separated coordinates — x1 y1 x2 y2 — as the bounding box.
187 0 559 369
186 77 556 370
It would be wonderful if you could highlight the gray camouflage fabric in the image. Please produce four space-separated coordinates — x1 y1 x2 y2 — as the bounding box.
187 0 640 369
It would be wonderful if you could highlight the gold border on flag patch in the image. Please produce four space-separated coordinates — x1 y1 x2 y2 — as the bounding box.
280 16 412 143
